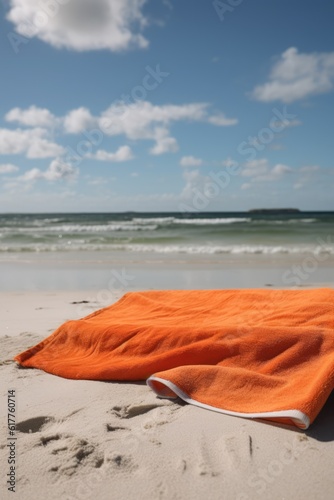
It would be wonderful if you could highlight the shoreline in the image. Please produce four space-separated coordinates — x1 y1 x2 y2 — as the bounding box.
0 250 334 291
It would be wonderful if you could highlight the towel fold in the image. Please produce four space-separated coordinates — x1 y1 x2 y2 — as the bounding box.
15 288 334 429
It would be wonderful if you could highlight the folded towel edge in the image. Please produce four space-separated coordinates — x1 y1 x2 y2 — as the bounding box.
146 375 310 430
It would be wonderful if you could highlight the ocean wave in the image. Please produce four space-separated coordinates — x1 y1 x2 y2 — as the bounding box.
122 244 334 255
0 223 159 233
131 217 251 225
1 243 333 255
172 218 251 225
247 218 318 225
0 217 252 234
0 217 324 235
132 217 176 224
287 218 317 223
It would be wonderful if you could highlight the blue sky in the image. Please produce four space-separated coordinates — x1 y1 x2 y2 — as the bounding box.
0 0 333 212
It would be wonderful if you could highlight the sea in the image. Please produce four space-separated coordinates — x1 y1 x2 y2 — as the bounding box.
0 211 334 257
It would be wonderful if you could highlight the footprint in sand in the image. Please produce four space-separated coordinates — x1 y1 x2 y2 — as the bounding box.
17 414 104 476
16 416 55 433
105 402 183 456
110 403 165 419
104 451 137 472
39 433 104 476
0 359 14 366
53 439 101 476
197 434 221 477
186 432 252 478
109 403 182 437
109 402 181 428
106 424 128 432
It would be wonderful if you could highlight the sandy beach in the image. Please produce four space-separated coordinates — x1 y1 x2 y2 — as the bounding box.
1 272 334 499
1 249 334 292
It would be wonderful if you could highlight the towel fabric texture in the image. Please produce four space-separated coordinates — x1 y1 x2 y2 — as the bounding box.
15 288 334 429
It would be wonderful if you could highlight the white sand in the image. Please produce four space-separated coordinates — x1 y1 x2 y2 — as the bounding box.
1 291 334 500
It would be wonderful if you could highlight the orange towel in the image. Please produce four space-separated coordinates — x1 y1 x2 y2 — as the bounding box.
15 288 334 429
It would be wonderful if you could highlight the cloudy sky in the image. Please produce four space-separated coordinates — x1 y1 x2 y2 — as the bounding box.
0 0 333 212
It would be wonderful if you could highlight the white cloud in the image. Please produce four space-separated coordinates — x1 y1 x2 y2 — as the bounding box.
207 114 238 126
251 47 334 103
98 101 235 154
241 159 292 182
0 163 19 174
1 101 237 161
18 168 42 182
87 145 134 162
18 159 78 182
149 128 178 155
271 119 302 129
63 107 95 134
271 164 292 176
0 127 65 158
7 0 149 52
100 101 208 139
180 156 203 167
5 106 56 127
241 158 269 178
44 159 78 181
61 101 235 156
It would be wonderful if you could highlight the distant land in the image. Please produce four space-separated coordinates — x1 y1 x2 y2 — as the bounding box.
248 208 300 214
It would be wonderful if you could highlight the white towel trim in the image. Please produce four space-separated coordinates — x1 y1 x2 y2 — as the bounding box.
146 375 310 430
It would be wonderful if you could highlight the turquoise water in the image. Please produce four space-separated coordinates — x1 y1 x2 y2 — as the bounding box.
0 212 333 256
